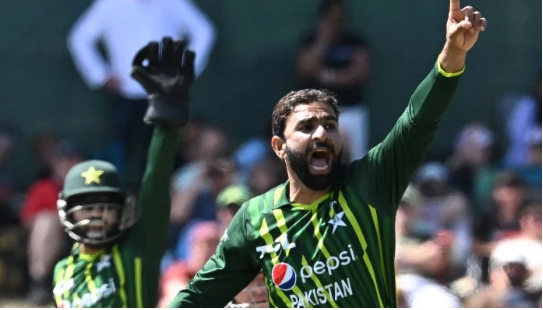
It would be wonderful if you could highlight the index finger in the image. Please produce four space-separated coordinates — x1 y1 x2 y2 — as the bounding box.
450 0 460 12
132 41 159 67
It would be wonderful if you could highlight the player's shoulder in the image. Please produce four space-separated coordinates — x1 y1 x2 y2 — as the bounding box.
53 256 71 279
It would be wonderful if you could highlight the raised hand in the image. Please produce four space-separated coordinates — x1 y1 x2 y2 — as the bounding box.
446 0 487 52
131 37 196 128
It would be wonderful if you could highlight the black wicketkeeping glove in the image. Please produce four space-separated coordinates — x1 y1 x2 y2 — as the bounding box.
131 37 196 128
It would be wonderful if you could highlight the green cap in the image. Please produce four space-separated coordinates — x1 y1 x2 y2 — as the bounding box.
216 185 251 209
62 160 124 199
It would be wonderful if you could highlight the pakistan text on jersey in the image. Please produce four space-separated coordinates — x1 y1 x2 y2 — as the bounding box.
290 278 353 308
277 245 357 307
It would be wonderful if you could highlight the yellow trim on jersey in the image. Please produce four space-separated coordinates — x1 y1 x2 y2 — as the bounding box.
63 256 75 299
84 263 97 294
260 217 310 307
309 209 332 259
307 211 338 307
437 59 465 77
272 209 293 256
258 218 292 307
80 249 105 261
135 257 143 308
369 205 389 296
54 267 65 306
300 255 338 308
291 193 331 211
263 275 279 308
338 192 384 308
273 187 284 205
112 246 128 307
270 210 316 308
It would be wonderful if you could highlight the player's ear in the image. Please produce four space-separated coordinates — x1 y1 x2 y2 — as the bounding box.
271 135 286 160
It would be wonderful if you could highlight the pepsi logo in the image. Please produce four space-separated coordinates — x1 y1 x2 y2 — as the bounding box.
272 262 296 290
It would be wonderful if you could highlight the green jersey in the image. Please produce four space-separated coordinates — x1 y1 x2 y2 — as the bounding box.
52 127 178 308
169 62 462 308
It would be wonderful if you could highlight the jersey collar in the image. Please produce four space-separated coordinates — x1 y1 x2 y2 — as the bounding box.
70 242 107 261
271 181 291 209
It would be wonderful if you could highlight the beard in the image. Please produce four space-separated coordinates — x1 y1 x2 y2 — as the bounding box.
285 141 342 191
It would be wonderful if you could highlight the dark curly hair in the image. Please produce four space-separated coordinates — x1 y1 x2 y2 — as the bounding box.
271 89 340 138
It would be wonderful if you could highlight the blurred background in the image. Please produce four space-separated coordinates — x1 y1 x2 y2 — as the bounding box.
0 0 540 307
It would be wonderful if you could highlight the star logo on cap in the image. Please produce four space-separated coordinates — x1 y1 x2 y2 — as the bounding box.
81 166 104 185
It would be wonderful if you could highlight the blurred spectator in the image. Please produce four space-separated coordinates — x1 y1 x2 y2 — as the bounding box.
413 162 471 278
465 253 527 307
295 0 371 161
490 200 541 295
30 132 58 181
514 127 543 188
467 241 540 308
0 127 16 224
233 119 272 185
20 141 84 305
169 158 237 256
170 157 237 229
248 155 288 196
174 116 209 171
168 125 232 250
67 0 216 189
472 171 525 283
233 272 269 308
158 221 220 307
447 122 497 207
525 128 542 166
395 185 462 308
504 73 541 167
171 125 229 194
215 185 251 234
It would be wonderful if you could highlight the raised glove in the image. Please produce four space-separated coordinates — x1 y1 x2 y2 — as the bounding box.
131 37 196 128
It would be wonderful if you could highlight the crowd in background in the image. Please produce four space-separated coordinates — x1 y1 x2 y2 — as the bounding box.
0 0 540 308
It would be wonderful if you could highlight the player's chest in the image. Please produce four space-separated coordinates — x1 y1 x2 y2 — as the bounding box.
254 198 372 307
256 198 369 270
255 197 362 260
54 255 121 308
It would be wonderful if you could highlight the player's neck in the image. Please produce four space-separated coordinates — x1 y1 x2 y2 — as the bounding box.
79 243 106 255
288 179 329 205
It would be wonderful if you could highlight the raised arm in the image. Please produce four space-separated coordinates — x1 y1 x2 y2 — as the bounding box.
347 0 487 213
124 37 196 257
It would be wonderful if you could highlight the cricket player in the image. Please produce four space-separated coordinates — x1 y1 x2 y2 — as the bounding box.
52 38 196 308
168 0 487 307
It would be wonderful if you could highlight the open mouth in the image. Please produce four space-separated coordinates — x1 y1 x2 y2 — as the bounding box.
86 229 104 239
309 148 333 174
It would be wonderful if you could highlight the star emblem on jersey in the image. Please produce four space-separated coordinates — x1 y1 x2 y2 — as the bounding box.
81 166 104 185
96 254 111 272
328 211 347 233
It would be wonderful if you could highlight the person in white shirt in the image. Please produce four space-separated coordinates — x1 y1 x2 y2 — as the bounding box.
67 0 216 188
